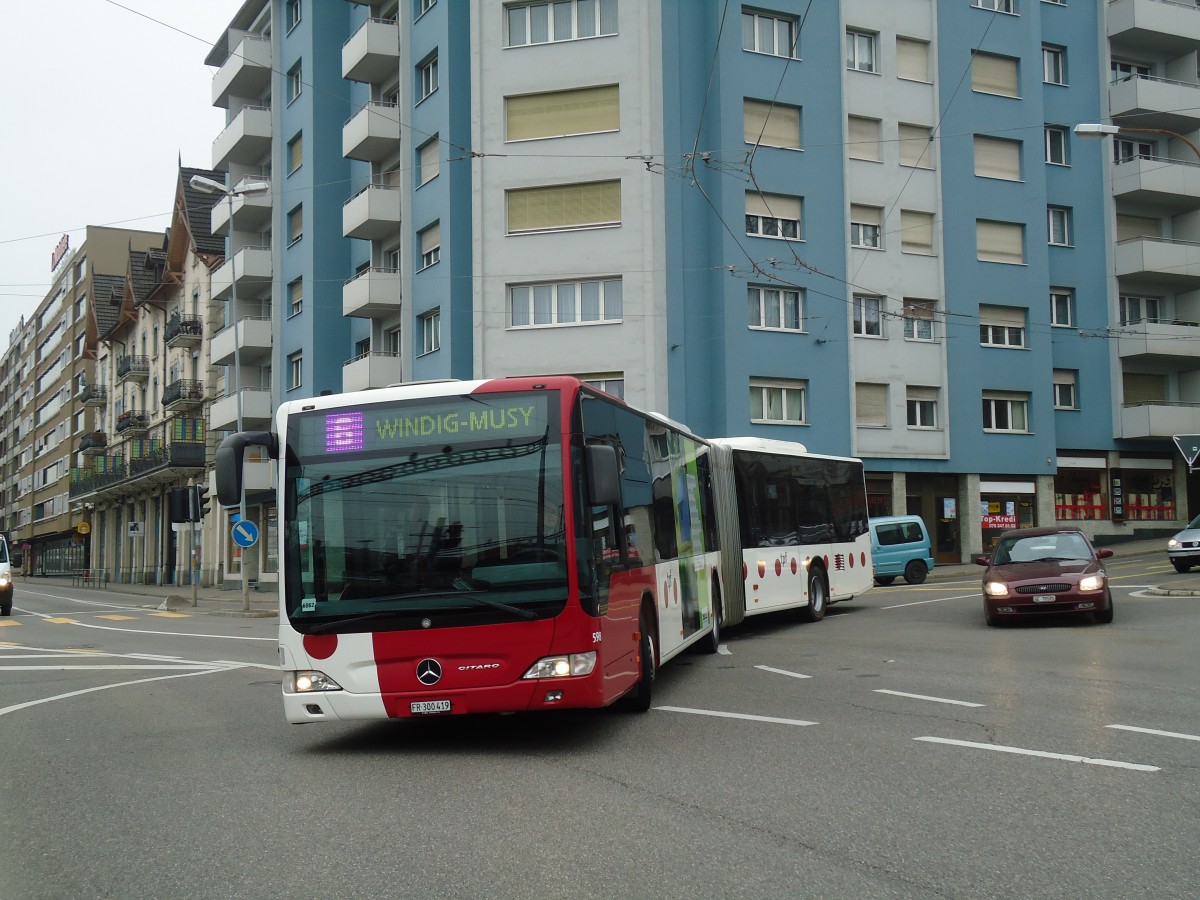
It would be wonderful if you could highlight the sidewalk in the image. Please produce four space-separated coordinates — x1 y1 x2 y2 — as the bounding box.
16 573 277 617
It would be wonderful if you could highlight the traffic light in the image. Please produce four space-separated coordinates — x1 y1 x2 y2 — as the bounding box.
192 485 210 521
169 487 191 524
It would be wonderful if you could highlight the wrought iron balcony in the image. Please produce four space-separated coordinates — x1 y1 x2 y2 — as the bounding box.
165 314 204 347
79 432 108 455
116 355 151 382
79 384 108 406
162 379 205 411
115 411 150 434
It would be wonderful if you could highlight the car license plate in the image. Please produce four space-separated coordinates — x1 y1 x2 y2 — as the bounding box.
410 699 451 715
1033 594 1055 604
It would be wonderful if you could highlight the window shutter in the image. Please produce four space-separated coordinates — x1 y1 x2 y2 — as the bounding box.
974 135 1022 180
972 53 1018 97
746 192 801 220
977 220 1024 264
508 180 621 232
851 204 881 227
898 124 934 167
900 210 933 253
420 222 441 256
979 304 1025 327
419 140 440 185
506 84 619 141
907 385 937 402
896 37 929 81
848 116 881 161
1122 372 1166 404
1116 215 1161 241
855 383 888 426
744 99 800 149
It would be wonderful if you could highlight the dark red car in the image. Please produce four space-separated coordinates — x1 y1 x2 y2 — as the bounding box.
975 527 1114 626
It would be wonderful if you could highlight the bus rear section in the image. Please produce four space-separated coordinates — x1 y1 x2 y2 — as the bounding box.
215 376 720 723
709 438 872 627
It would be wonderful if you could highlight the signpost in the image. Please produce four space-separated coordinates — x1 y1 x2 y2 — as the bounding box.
1173 434 1200 472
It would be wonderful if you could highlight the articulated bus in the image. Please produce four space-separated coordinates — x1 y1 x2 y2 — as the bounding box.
215 377 871 723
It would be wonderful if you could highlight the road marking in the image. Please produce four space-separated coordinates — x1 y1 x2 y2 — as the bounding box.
656 706 817 726
914 736 1159 772
875 689 984 707
0 621 21 627
148 612 191 619
882 593 977 609
97 615 137 621
45 617 78 624
1108 724 1200 743
755 664 812 679
0 667 239 718
717 644 732 656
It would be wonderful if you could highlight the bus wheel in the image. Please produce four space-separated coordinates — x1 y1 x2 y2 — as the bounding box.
698 583 722 654
801 570 827 623
620 609 656 712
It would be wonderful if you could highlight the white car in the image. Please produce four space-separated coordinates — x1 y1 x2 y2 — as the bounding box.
1166 514 1200 573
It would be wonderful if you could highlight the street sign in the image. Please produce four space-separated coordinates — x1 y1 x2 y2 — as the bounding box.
128 521 144 538
1172 434 1200 467
231 519 259 548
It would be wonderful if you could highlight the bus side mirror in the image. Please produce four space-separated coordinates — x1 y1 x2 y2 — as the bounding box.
215 431 278 507
586 443 621 507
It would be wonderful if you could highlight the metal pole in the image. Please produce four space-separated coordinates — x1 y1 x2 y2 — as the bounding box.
191 516 198 607
227 189 251 613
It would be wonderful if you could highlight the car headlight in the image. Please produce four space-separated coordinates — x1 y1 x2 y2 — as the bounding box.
1079 575 1105 592
984 581 1009 598
286 671 343 693
522 652 597 679
1167 538 1181 550
0 571 10 587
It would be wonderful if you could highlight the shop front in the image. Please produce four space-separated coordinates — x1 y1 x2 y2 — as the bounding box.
980 479 1037 552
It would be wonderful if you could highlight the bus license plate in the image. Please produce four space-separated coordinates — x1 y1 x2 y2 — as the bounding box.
411 700 451 715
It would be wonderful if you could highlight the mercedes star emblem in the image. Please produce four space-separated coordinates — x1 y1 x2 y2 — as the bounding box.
416 658 442 686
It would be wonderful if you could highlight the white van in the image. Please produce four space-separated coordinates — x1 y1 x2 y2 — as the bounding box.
0 534 12 616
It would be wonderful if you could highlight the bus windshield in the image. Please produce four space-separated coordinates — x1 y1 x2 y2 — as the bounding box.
282 390 567 632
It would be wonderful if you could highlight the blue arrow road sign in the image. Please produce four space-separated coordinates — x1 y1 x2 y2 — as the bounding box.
231 519 259 548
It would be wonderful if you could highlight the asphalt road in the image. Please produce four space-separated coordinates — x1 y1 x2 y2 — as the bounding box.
1 558 1196 899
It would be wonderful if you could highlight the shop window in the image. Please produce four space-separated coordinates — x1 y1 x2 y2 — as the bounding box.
1055 471 1106 521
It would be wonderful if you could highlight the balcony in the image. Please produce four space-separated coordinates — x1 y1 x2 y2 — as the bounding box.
1112 155 1200 210
115 411 150 435
1115 237 1200 287
211 247 272 300
342 16 399 84
212 105 272 171
162 379 205 412
69 442 205 502
211 316 272 366
79 432 108 455
343 101 401 161
212 34 272 109
1109 75 1200 134
210 389 273 432
1107 0 1200 58
165 314 204 348
1119 402 1200 440
210 175 273 235
116 355 150 383
343 184 402 240
343 267 402 317
342 351 403 392
79 384 107 407
1117 320 1200 368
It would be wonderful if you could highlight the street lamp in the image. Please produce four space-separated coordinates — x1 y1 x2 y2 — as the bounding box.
1074 123 1200 163
189 173 270 611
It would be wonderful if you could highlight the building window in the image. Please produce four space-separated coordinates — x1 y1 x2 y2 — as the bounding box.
903 298 936 341
983 392 1029 433
420 309 441 355
973 0 1014 11
846 30 877 73
972 52 1018 97
384 327 402 356
1114 138 1154 163
976 220 1024 264
745 192 801 240
287 62 302 103
288 205 303 245
1112 60 1150 82
506 84 620 142
850 205 883 249
507 180 621 233
1119 294 1161 325
899 123 934 168
417 0 436 17
855 383 888 427
848 116 882 162
742 9 797 57
1042 46 1066 85
286 0 301 31
1053 370 1078 410
288 351 302 390
506 0 617 47
900 210 934 255
288 132 302 174
896 36 930 82
509 278 623 327
750 379 807 425
385 244 402 271
979 305 1026 348
907 387 938 429
853 294 884 337
418 137 440 185
581 375 624 399
1050 288 1073 327
1048 206 1072 246
1045 126 1068 165
748 285 802 331
744 99 801 150
975 135 1022 180
418 222 441 269
288 278 303 317
419 54 438 101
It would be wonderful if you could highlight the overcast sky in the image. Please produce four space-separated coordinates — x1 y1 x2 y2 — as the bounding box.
0 0 243 350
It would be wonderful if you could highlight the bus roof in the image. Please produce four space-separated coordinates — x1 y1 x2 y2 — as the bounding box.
708 435 862 466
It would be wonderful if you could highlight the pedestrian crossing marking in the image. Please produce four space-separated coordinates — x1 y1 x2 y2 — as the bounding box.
45 617 78 624
96 615 137 621
148 612 190 619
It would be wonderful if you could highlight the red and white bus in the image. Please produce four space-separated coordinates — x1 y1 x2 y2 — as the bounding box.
215 377 872 723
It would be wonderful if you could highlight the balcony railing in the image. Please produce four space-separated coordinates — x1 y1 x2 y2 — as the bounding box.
115 411 150 434
79 432 108 454
162 379 205 410
165 315 204 346
116 355 151 381
69 441 206 501
79 384 108 406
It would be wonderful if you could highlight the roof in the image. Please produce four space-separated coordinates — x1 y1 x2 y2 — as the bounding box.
179 167 225 258
92 274 126 340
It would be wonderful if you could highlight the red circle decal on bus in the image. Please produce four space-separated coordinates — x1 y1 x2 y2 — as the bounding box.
757 561 766 578
303 633 338 660
743 562 748 581
849 553 855 568
774 559 782 577
790 558 798 575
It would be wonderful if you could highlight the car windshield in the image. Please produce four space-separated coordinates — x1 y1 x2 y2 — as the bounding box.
1187 514 1200 530
994 532 1092 564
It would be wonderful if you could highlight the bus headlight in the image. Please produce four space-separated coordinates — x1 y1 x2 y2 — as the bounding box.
522 652 597 680
287 671 343 693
